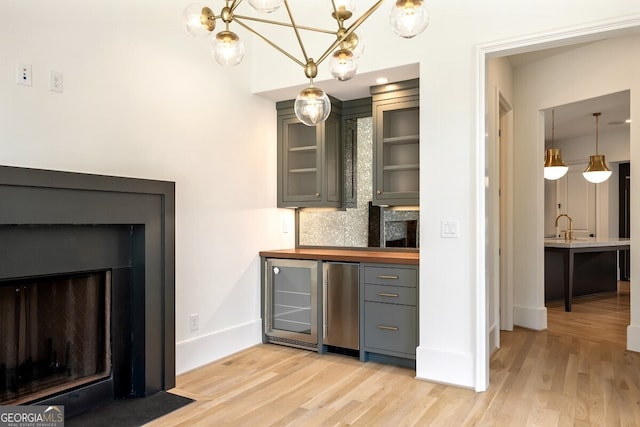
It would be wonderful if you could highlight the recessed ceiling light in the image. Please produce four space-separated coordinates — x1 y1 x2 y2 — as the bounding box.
375 77 389 84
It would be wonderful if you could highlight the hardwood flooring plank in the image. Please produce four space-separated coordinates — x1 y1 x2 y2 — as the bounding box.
146 281 640 426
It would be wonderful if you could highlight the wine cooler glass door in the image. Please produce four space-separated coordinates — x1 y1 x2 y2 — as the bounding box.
265 258 318 348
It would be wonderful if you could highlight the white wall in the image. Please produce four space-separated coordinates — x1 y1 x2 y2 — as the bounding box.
0 1 295 375
3 0 640 392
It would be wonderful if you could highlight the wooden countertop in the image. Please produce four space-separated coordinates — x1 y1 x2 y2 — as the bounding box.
259 248 419 265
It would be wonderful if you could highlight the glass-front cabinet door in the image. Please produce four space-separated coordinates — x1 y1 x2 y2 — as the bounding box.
371 79 420 207
277 99 342 208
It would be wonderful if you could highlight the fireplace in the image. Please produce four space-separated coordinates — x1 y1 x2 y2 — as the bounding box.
0 166 175 417
1 270 110 405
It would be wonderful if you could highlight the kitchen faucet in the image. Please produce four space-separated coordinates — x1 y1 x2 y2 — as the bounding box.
555 213 574 241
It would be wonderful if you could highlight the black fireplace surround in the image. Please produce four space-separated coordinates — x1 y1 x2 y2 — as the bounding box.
0 166 175 417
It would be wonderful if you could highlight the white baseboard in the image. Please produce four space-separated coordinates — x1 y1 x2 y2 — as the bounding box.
416 346 475 389
176 319 262 375
513 304 547 330
489 322 500 353
627 324 640 352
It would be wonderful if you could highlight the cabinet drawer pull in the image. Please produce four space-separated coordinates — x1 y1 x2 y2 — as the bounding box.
377 275 399 280
377 292 399 298
377 325 399 331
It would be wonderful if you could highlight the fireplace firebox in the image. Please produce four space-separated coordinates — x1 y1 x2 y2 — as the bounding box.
0 166 175 418
1 270 111 405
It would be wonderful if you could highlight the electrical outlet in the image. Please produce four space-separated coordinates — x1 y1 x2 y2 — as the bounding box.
17 63 32 86
189 313 199 332
49 70 63 93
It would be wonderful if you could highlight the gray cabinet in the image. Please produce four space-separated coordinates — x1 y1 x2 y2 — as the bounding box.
361 263 418 363
370 79 420 206
276 99 343 208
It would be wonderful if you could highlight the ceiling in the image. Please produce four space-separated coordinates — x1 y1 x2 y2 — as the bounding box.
259 39 631 143
257 63 420 102
543 90 631 143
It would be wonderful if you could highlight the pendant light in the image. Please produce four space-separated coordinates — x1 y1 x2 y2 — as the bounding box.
583 112 612 184
544 109 569 180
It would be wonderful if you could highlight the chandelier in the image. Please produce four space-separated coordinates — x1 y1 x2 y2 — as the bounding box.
182 0 429 125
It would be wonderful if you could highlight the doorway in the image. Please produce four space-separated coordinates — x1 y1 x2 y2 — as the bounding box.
481 19 640 390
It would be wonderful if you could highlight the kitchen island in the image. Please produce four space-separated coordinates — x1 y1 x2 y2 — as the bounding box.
544 237 630 312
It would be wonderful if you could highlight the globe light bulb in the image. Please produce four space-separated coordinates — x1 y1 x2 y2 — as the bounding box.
182 4 215 37
212 31 245 66
332 0 356 14
390 0 430 38
294 87 331 126
340 32 365 58
248 0 284 13
329 49 357 81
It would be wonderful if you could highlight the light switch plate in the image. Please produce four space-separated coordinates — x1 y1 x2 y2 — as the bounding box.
441 220 460 238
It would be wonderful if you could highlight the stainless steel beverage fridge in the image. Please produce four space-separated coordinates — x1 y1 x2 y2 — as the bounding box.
264 258 320 350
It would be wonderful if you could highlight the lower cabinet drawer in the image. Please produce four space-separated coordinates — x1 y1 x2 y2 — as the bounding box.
364 266 417 287
364 284 416 305
364 301 416 357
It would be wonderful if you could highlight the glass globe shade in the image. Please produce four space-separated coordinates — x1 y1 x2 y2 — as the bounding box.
248 0 284 13
332 0 356 15
341 32 365 58
212 31 245 66
182 4 215 37
294 87 331 126
329 49 357 81
390 0 430 38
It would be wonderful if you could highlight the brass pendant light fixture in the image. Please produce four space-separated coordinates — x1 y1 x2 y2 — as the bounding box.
182 0 429 126
543 109 568 180
583 112 612 184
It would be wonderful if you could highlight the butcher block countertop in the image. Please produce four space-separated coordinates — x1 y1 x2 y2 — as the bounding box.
259 248 419 265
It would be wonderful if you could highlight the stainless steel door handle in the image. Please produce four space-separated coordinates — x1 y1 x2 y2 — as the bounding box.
377 275 399 280
377 325 399 331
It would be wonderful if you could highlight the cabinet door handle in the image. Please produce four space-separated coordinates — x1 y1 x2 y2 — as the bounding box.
376 190 382 195
377 292 399 298
377 275 399 280
377 325 399 331
315 193 320 197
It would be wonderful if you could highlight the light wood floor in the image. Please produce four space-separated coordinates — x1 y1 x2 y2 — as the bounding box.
150 282 639 426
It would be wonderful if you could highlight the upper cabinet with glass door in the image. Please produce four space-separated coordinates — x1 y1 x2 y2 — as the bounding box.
371 79 420 206
277 98 343 208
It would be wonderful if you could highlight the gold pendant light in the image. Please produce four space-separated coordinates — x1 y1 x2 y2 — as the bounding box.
182 1 430 125
544 109 568 180
583 112 612 184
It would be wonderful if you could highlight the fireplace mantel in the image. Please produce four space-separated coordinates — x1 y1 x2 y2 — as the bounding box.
0 165 175 414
